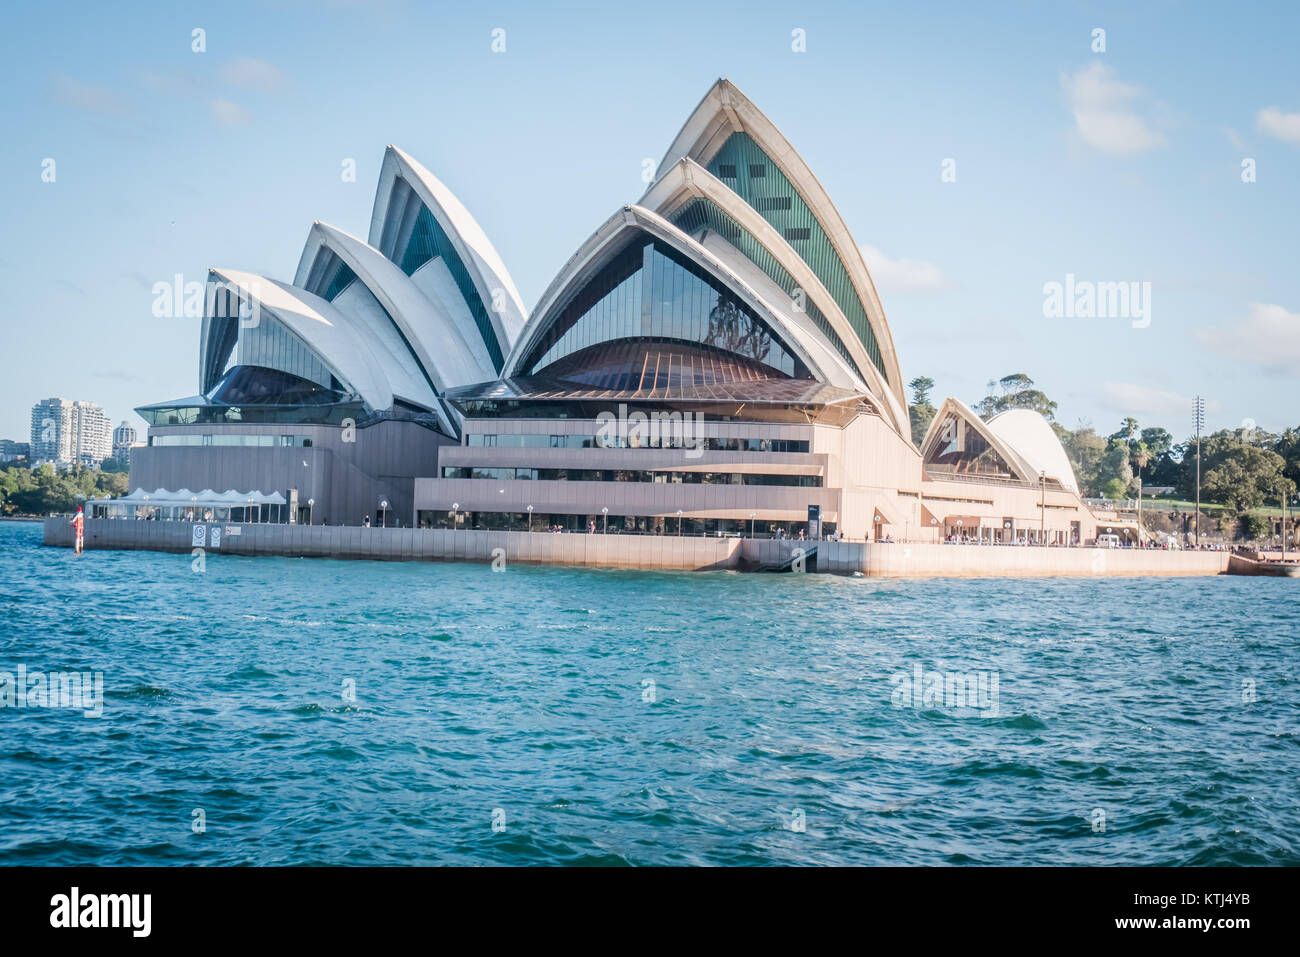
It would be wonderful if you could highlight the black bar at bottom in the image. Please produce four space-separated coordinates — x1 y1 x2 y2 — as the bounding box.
0 866 1282 943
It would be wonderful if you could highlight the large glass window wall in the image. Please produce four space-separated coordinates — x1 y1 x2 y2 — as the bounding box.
521 235 806 379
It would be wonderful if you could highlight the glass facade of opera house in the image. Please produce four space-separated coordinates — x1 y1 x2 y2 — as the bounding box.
120 80 1106 546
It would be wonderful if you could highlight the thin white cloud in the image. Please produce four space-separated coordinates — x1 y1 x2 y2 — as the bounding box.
860 245 948 292
139 66 208 97
1061 62 1164 155
1256 106 1300 144
50 74 130 115
211 98 251 126
219 58 285 93
1100 382 1219 419
1196 302 1300 375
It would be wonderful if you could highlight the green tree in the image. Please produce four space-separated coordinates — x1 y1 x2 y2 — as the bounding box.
0 464 127 515
94 471 129 497
1104 418 1169 496
974 373 1058 421
1101 478 1128 500
1063 424 1107 496
1181 430 1294 511
1148 439 1184 486
33 463 57 489
1132 442 1153 492
1140 426 1173 460
1110 417 1140 444
0 467 19 514
1238 513 1269 541
908 376 937 447
1275 427 1300 490
1096 439 1134 498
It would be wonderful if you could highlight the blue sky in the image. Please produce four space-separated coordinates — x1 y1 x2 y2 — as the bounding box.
1 0 1297 443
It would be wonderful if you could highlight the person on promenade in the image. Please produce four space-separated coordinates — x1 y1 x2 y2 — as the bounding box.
70 506 84 554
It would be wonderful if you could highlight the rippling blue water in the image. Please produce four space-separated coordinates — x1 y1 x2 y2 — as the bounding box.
0 520 1296 865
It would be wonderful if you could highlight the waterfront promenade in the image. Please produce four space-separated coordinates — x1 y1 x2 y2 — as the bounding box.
44 517 1231 577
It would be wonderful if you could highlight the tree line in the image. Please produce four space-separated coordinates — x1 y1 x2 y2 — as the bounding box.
0 462 130 516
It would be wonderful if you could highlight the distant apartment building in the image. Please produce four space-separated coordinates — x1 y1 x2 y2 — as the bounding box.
29 398 112 468
0 440 30 462
112 420 142 467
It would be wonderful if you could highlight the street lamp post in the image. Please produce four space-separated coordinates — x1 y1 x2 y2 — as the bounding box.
601 506 609 534
527 504 534 533
676 509 683 536
451 502 459 530
307 497 314 526
380 499 389 529
749 511 756 539
248 496 255 524
1039 471 1046 545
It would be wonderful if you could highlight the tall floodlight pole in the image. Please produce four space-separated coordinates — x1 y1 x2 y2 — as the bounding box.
1193 396 1205 548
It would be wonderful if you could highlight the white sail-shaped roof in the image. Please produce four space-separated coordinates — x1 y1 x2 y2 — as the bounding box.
185 146 535 437
986 409 1080 495
207 268 393 412
640 156 909 435
647 78 906 413
369 145 525 372
294 221 490 433
921 397 1040 484
503 204 841 388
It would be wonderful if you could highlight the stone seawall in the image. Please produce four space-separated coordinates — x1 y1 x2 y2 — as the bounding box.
45 518 740 571
788 540 1230 577
44 518 1231 577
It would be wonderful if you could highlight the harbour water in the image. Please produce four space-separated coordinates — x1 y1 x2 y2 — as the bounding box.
1 521 1296 865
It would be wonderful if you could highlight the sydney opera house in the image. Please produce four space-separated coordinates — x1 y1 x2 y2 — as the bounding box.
126 79 1103 545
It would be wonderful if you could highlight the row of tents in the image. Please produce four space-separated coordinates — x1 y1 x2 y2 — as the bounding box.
90 488 289 507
